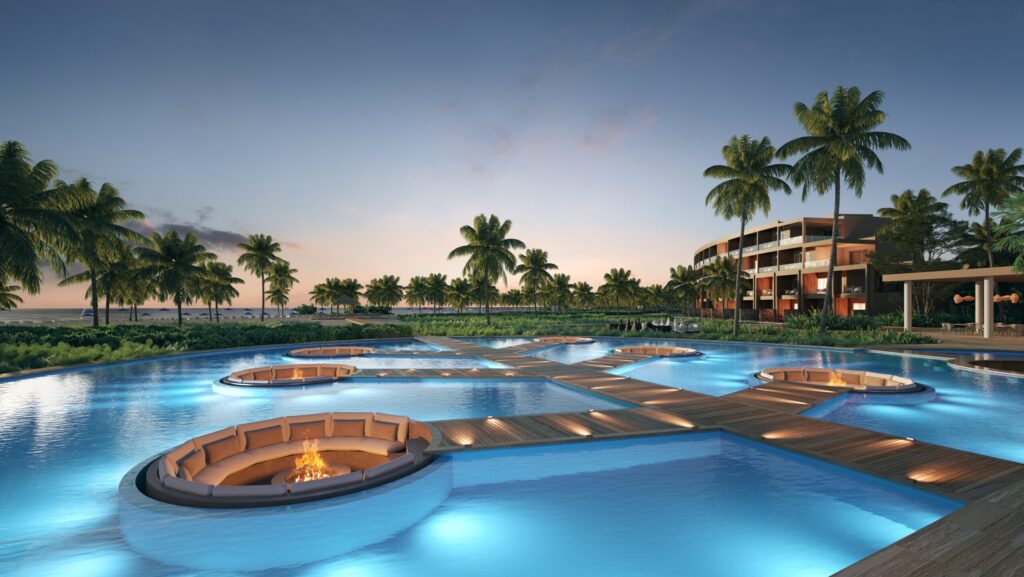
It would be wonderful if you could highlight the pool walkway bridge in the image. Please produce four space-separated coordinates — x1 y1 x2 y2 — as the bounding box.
376 336 1024 577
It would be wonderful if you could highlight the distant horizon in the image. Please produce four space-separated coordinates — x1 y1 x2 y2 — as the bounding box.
4 0 1022 308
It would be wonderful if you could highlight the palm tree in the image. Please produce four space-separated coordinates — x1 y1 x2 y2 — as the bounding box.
446 277 474 312
0 278 24 310
542 273 573 311
778 86 910 333
237 233 282 321
514 248 558 311
267 286 290 317
667 265 699 314
338 278 363 312
425 273 448 313
647 284 674 312
704 135 790 334
994 192 1024 272
447 214 525 324
0 141 81 294
572 281 595 310
601 268 639 309
502 288 524 310
364 275 404 309
309 282 332 313
405 276 428 312
701 257 742 316
62 180 146 326
268 260 298 317
203 261 243 322
943 148 1024 268
136 230 215 325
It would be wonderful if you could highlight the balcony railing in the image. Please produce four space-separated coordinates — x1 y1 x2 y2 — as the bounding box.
757 240 778 250
778 262 803 271
743 268 756 276
803 258 830 268
757 265 777 273
804 234 832 243
778 236 803 246
727 249 740 258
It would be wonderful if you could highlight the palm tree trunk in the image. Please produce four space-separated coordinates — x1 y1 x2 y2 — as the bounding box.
819 172 841 335
733 219 746 337
208 302 213 322
215 302 220 323
177 301 183 327
260 273 266 322
105 293 111 325
90 269 99 328
485 284 491 324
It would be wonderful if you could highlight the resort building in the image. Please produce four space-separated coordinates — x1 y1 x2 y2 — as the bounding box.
692 214 894 321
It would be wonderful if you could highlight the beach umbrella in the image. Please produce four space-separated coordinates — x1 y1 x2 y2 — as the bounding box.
142 312 151 317
159 307 170 311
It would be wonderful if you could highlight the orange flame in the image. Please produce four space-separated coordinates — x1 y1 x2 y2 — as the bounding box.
286 439 337 483
828 370 845 387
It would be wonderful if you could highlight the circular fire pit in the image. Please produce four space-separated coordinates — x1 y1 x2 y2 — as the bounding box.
534 336 595 345
614 346 701 357
221 363 357 387
757 367 923 393
287 346 375 358
142 412 433 507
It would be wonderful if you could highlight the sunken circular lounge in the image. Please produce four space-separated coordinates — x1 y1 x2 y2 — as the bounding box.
221 364 358 386
534 336 594 344
144 412 433 507
757 367 923 393
615 346 701 357
287 346 375 358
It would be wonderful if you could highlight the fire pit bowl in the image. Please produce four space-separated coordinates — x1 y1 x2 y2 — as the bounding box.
142 412 434 507
221 364 358 387
286 346 375 358
756 367 923 393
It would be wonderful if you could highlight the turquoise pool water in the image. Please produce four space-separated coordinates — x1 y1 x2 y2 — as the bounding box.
459 337 535 348
0 342 625 574
118 433 957 576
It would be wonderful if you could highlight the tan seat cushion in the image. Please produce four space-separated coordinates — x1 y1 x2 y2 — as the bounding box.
177 449 206 481
163 474 212 496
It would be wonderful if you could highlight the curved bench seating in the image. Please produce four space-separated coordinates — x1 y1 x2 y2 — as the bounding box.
222 364 357 386
614 346 701 357
150 412 431 506
287 346 375 358
757 367 922 393
534 336 595 345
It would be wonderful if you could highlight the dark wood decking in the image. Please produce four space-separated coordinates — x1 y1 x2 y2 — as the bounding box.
407 335 1024 576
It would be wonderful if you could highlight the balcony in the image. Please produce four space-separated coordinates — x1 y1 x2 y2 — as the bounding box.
743 268 756 277
803 258 830 268
842 285 864 296
760 289 774 299
804 234 832 243
727 249 740 258
757 240 778 250
778 262 803 271
778 236 803 246
757 265 777 273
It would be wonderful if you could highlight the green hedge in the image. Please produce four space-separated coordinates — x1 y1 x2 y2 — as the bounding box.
0 322 414 373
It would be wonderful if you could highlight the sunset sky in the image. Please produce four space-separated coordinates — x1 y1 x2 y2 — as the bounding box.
4 0 1023 307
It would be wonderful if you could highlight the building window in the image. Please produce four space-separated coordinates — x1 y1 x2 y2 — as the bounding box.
852 302 866 311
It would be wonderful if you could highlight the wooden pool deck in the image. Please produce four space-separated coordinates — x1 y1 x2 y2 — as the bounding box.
404 336 1024 576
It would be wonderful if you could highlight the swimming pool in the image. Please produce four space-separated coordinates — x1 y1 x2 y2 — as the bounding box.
458 337 535 348
117 433 958 575
289 354 507 369
0 343 626 573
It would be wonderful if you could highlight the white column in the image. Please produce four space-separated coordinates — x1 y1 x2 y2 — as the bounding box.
975 280 984 326
983 277 994 339
903 281 913 332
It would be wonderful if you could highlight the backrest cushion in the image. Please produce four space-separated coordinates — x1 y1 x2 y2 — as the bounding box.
372 413 410 442
290 419 327 441
369 420 399 442
177 449 206 480
245 425 285 449
333 419 367 437
204 434 242 464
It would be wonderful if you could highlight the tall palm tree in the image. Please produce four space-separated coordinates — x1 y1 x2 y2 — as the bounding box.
701 257 742 315
267 260 298 317
405 276 428 312
514 248 558 311
446 277 473 312
667 265 699 314
502 288 524 309
778 86 910 333
447 214 525 324
425 273 448 313
267 286 290 317
63 180 145 326
572 281 595 310
237 233 282 321
338 278 363 312
0 141 81 294
136 230 215 325
704 135 790 335
309 282 332 313
601 268 639 310
542 273 573 311
943 148 1024 268
994 192 1024 272
203 261 243 322
364 275 404 309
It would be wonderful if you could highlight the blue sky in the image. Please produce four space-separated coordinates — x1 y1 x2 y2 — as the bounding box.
3 0 1022 306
